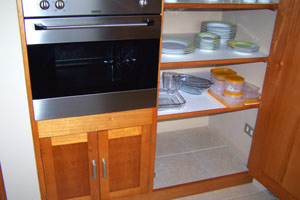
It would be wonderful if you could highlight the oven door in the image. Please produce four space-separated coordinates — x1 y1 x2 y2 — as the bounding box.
24 16 161 120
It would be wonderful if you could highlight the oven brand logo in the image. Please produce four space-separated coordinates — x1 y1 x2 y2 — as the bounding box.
91 10 102 13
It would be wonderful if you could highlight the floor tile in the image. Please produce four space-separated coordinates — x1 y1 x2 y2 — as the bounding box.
174 191 218 200
228 191 276 200
154 153 210 189
213 183 260 200
156 131 190 157
192 147 247 177
179 127 226 151
174 184 277 200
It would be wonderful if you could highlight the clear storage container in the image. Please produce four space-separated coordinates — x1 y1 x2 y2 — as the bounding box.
224 90 244 107
210 68 237 95
243 82 260 99
225 75 245 93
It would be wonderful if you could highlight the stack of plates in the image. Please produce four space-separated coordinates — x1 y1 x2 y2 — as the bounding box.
194 32 221 50
161 38 195 55
227 40 260 53
201 21 237 43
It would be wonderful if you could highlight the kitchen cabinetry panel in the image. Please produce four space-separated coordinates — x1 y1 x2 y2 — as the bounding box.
248 0 300 199
37 108 153 138
98 125 151 199
40 132 100 200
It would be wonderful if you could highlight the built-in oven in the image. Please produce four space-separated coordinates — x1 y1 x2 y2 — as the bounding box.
22 0 162 120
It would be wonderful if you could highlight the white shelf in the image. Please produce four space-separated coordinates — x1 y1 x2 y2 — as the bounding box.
161 33 268 67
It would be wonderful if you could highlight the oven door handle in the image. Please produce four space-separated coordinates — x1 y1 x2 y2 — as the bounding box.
34 20 153 30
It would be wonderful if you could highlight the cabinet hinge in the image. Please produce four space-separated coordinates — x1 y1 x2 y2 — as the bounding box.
147 176 150 186
45 194 48 200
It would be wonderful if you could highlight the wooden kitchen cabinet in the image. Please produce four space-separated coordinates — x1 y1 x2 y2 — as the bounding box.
248 0 300 199
40 132 100 200
37 108 154 200
16 0 300 199
98 125 151 199
153 0 300 199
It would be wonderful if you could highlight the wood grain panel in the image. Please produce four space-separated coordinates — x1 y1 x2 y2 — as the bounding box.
160 57 268 68
282 126 300 199
248 0 300 199
109 136 141 192
51 133 87 146
38 108 153 138
0 164 7 200
98 125 151 199
139 125 151 193
118 172 252 200
158 105 259 120
98 131 110 200
87 132 100 200
66 196 90 200
40 138 59 200
52 143 90 199
108 126 142 139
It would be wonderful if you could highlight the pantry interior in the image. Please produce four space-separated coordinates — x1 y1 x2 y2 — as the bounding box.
154 6 277 189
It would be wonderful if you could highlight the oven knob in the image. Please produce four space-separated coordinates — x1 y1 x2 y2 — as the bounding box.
40 0 50 10
55 0 65 9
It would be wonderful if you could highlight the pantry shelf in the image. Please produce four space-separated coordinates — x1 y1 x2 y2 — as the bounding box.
161 33 268 68
164 0 278 10
157 90 259 120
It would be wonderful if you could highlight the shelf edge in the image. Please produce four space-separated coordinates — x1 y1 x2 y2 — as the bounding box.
157 104 259 120
160 57 268 68
164 3 278 10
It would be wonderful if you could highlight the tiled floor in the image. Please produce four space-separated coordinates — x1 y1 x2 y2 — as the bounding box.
154 127 279 199
154 127 247 189
175 183 279 200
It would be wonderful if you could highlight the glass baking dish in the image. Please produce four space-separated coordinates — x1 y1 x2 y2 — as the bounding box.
158 90 186 111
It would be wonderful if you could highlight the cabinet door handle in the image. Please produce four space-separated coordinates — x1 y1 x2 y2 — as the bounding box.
102 158 107 179
92 160 97 180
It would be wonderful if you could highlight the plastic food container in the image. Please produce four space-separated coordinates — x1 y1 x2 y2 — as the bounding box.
243 82 260 99
224 90 244 107
210 68 237 95
225 75 245 93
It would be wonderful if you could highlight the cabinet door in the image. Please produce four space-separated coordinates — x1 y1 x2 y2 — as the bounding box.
40 132 100 200
248 0 300 199
98 125 151 200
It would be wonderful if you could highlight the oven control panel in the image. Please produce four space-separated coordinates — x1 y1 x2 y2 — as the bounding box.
21 0 161 17
39 0 65 10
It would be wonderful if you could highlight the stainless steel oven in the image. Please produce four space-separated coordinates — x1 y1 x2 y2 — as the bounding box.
22 0 162 120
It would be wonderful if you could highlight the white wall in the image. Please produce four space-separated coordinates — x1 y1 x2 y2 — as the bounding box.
0 1 40 199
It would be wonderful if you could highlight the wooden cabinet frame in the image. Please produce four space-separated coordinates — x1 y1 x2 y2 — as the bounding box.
16 0 299 198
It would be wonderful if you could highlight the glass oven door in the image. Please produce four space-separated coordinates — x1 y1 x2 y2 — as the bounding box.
24 15 161 120
28 39 159 100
